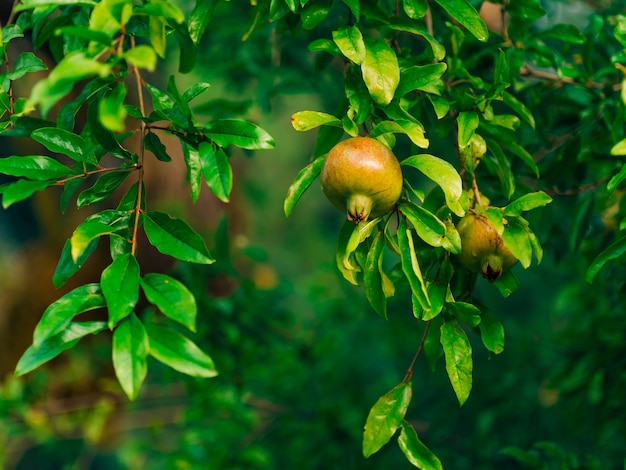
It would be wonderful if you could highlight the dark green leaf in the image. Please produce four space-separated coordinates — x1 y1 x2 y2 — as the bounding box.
502 92 535 129
363 382 412 457
364 230 387 319
145 322 218 378
403 0 427 19
174 21 196 74
15 322 107 376
397 63 447 97
77 170 131 208
284 155 325 217
113 314 148 400
1 179 53 208
440 320 472 406
53 238 99 288
141 273 196 332
144 131 171 162
479 309 504 354
0 155 70 180
6 51 47 80
70 211 129 261
101 253 140 329
447 301 481 327
397 217 430 315
182 142 202 202
188 0 218 44
586 235 626 283
199 142 232 203
143 210 214 264
397 420 443 470
32 127 87 162
539 23 586 44
33 283 105 348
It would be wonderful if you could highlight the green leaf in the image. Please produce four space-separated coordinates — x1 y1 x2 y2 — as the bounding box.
31 127 87 162
99 82 128 132
361 37 400 106
447 301 481 327
479 309 505 354
141 273 197 332
6 51 47 80
507 140 539 177
291 111 342 132
502 92 535 129
112 314 148 400
503 191 552 216
0 155 70 180
14 0 97 12
364 231 387 319
400 202 447 248
440 320 472 406
370 120 429 148
199 142 232 203
77 170 131 208
389 18 445 60
188 0 218 44
539 23 586 44
182 82 211 103
182 142 202 202
143 210 214 264
144 131 171 162
397 63 447 97
70 212 129 261
397 420 443 470
53 238 99 288
397 217 431 315
363 382 412 457
336 218 377 285
432 0 488 42
403 0 427 19
586 235 626 283
501 218 533 268
28 51 111 117
284 155 325 217
1 179 53 208
332 25 366 64
145 322 218 378
101 253 140 329
607 163 626 193
610 138 626 156
457 111 479 149
33 283 105 349
15 322 107 376
402 154 465 217
204 119 275 150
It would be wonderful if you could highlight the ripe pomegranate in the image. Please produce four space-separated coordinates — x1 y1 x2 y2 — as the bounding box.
320 136 403 223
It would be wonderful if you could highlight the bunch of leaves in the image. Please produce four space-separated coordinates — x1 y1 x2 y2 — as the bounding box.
276 0 626 467
0 0 274 400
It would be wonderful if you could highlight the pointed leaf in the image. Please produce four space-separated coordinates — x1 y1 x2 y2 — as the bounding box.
432 0 488 41
143 210 214 264
361 37 400 105
364 231 387 319
0 155 70 180
199 142 232 202
402 154 465 216
204 119 275 150
503 191 552 216
1 179 53 208
291 111 342 132
397 420 443 470
457 111 479 148
400 202 447 248
101 253 140 329
397 63 447 97
479 309 505 354
112 314 148 400
182 142 202 202
16 322 107 376
77 170 131 208
141 273 197 332
586 235 626 283
70 212 129 261
363 382 412 457
440 320 472 406
188 0 218 44
33 283 105 349
31 128 87 161
284 155 325 217
332 25 366 64
145 323 218 378
53 238 99 288
397 217 430 314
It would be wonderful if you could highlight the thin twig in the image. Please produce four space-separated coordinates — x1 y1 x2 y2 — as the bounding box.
130 36 146 257
403 320 431 383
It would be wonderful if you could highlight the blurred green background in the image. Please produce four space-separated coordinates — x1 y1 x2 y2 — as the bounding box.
2 0 626 469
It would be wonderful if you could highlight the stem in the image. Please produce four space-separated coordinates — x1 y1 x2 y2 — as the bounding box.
56 165 138 185
403 320 431 383
471 173 483 208
131 36 146 257
7 0 20 26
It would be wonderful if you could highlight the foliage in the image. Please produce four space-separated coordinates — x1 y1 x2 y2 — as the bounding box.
0 0 626 468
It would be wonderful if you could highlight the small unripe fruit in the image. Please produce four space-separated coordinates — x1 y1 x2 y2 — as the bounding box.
321 136 403 223
456 213 517 282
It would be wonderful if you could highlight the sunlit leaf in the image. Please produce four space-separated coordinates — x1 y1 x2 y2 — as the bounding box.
284 155 325 217
0 155 70 180
361 37 400 105
332 25 366 64
291 111 342 132
363 382 412 457
503 191 552 217
364 230 387 319
204 118 275 150
432 0 488 41
440 320 472 406
397 420 443 470
141 273 197 332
